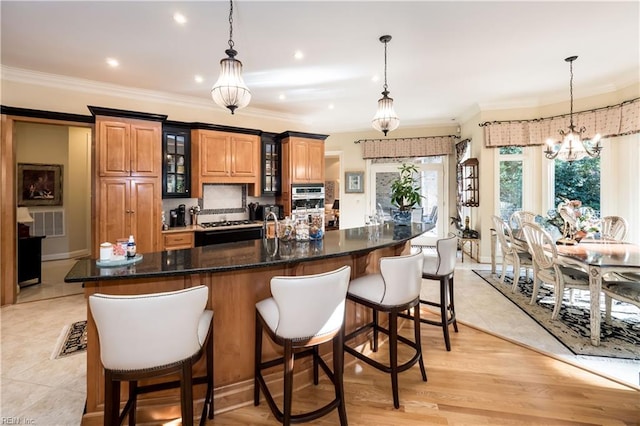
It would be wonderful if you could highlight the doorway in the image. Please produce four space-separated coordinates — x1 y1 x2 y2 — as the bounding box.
14 121 92 303
368 157 447 246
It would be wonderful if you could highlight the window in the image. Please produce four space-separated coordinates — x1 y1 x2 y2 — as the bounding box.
552 157 601 215
497 147 524 221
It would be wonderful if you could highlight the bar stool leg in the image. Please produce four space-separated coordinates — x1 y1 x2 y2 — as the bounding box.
372 309 379 352
254 316 263 406
283 340 295 426
389 312 400 409
450 277 458 333
129 380 137 426
181 360 194 425
440 277 452 351
414 307 427 381
104 371 119 426
333 328 348 425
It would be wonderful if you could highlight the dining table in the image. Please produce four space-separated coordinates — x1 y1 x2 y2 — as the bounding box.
491 227 640 346
553 239 640 346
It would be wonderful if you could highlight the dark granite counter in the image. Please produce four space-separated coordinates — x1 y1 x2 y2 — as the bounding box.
65 223 430 283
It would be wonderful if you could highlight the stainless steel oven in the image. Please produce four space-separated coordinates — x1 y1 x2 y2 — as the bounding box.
291 184 325 212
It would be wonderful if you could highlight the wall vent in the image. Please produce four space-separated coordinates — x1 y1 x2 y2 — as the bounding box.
30 209 65 238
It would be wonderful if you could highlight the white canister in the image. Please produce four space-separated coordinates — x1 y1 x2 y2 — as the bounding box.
99 242 113 261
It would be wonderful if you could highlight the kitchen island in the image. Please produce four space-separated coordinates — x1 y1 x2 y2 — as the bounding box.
65 223 431 425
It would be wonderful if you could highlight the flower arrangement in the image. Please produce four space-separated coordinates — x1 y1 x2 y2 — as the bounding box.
548 198 600 241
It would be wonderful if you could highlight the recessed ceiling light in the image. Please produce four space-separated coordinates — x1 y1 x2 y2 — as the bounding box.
278 94 286 101
194 75 204 83
106 58 119 68
328 104 335 110
173 12 187 24
294 50 304 60
371 75 380 82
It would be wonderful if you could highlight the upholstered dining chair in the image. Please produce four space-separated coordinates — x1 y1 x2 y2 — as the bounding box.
601 216 629 241
492 215 533 292
510 210 537 230
254 266 351 425
89 286 214 426
344 250 427 409
521 222 590 318
413 233 459 351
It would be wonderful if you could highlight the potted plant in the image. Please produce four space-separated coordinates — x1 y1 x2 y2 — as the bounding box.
390 163 423 225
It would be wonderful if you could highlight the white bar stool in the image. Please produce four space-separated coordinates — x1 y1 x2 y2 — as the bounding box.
343 250 427 409
254 265 351 425
89 286 214 426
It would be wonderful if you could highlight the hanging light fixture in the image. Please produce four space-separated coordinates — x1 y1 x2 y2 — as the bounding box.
371 35 399 136
211 0 251 114
544 56 602 162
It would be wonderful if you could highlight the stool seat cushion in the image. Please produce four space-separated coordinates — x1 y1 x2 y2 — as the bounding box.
347 273 385 305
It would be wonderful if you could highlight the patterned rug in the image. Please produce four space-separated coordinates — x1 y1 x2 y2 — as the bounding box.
52 320 87 359
473 270 640 360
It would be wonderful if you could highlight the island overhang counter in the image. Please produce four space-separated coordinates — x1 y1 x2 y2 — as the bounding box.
65 223 431 424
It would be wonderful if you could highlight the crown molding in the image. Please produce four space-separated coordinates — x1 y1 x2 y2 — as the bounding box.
0 66 302 125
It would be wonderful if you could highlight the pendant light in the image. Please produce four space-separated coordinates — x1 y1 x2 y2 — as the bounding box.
544 56 602 162
372 35 399 136
211 0 251 114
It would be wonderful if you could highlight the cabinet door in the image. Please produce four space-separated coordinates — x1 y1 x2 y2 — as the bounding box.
231 134 259 177
163 127 191 198
291 139 310 182
307 140 325 183
199 131 230 176
98 178 129 245
130 179 160 253
98 120 130 176
130 121 161 177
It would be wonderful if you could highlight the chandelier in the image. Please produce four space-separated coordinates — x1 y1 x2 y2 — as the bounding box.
371 35 399 136
211 0 251 114
544 56 601 162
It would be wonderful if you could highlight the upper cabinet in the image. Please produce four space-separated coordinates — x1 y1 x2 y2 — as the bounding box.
280 133 327 185
191 128 261 198
96 118 161 177
261 132 280 195
162 124 191 198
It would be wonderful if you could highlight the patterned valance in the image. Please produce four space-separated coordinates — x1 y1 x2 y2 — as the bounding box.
481 97 640 148
356 136 457 159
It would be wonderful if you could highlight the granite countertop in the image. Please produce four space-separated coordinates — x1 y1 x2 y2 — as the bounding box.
65 223 431 282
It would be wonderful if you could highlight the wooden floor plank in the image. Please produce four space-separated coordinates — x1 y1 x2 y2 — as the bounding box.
207 319 640 425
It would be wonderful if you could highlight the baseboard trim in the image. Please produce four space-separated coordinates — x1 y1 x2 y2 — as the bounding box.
42 249 89 262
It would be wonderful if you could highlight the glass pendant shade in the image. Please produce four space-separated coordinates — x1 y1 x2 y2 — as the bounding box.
211 49 251 115
372 92 400 136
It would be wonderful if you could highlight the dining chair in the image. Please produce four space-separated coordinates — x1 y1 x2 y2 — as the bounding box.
344 250 427 409
89 286 214 426
492 215 533 292
600 216 628 241
521 222 590 317
254 266 351 425
509 210 536 231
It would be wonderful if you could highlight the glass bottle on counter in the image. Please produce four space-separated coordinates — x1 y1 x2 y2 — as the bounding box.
309 207 324 240
278 216 296 242
294 210 310 241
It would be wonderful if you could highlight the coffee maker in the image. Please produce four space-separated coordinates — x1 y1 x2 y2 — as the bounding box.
169 204 187 227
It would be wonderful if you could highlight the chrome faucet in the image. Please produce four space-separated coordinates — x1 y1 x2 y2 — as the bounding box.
264 211 279 239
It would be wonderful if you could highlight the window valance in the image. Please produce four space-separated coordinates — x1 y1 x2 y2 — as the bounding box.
355 135 457 159
480 97 640 148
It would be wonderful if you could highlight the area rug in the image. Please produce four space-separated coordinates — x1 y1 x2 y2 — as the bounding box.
473 270 640 360
51 320 87 359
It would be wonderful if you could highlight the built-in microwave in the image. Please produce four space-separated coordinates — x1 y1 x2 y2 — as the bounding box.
291 184 325 212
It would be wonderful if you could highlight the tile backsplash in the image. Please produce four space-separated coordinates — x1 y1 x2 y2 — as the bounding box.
162 184 276 225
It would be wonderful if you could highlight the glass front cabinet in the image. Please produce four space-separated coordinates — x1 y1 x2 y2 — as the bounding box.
261 132 280 195
162 124 191 198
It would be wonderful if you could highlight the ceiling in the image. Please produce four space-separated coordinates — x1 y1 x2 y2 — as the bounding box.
1 1 638 133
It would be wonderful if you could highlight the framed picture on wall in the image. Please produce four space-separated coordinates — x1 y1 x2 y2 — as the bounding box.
18 163 63 206
345 171 364 193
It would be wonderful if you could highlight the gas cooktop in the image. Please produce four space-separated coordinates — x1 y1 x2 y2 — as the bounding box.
199 220 261 229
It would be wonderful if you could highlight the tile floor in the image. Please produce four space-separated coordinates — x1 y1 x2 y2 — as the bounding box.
1 256 638 425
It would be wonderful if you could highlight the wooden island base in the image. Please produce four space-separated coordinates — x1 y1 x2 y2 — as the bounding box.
79 240 409 425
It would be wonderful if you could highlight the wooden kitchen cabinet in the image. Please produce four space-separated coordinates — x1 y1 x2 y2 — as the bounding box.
191 129 261 197
162 124 191 198
98 178 160 254
163 231 194 250
261 132 280 195
283 135 326 184
96 117 161 177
